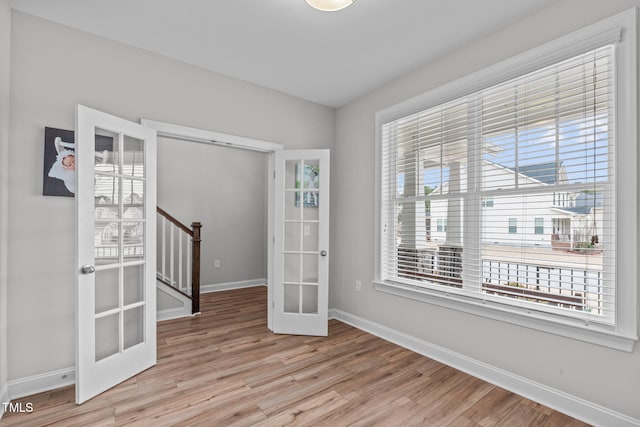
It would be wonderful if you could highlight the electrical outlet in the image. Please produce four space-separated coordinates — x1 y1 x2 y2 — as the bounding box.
303 225 311 236
214 259 221 269
355 280 362 293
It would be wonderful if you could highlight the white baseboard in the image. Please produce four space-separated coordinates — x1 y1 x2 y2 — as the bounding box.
200 279 266 294
328 308 640 427
157 307 194 321
7 367 75 401
0 381 8 419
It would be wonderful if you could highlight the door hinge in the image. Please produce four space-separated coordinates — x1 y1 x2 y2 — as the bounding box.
272 300 275 309
273 170 276 179
273 235 276 244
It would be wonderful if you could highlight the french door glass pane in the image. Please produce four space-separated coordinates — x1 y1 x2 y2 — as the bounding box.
302 285 318 314
284 284 299 313
122 178 144 219
284 254 300 283
303 198 319 221
95 175 119 218
124 265 144 306
303 160 320 189
95 313 119 362
302 222 319 252
302 254 318 283
123 306 144 350
95 128 118 174
285 159 302 190
285 222 301 251
123 221 144 261
95 268 119 314
285 191 302 220
123 135 145 178
95 221 119 265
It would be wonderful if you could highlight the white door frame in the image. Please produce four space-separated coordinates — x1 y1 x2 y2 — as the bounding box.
140 119 284 330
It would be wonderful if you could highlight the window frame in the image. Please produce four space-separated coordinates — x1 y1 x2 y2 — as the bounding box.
508 218 518 234
534 218 544 235
373 9 637 351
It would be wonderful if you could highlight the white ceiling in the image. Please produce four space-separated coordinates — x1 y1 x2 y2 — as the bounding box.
10 0 558 108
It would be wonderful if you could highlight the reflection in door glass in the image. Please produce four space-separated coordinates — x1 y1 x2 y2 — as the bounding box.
285 160 302 190
94 128 118 174
123 135 145 178
94 221 120 265
122 222 144 261
122 178 144 220
285 192 302 221
95 177 120 219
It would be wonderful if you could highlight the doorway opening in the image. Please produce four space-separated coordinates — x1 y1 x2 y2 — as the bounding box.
142 119 282 330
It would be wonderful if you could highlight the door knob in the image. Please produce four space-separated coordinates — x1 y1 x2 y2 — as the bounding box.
81 265 96 274
320 250 327 257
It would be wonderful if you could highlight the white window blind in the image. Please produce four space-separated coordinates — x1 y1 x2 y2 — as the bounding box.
381 44 615 324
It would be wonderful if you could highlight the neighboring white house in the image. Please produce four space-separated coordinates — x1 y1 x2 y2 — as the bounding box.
428 161 603 249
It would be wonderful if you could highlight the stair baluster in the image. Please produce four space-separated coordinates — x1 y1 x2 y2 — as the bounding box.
156 207 201 314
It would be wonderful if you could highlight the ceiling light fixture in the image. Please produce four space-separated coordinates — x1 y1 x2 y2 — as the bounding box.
305 0 355 12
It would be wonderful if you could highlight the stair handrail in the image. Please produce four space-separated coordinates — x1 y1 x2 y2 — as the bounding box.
157 206 194 236
156 206 201 314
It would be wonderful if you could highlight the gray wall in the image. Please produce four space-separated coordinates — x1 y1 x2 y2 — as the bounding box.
7 11 333 380
332 0 640 420
157 137 267 286
0 0 11 405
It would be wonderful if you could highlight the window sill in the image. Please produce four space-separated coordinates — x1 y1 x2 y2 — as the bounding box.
373 280 637 352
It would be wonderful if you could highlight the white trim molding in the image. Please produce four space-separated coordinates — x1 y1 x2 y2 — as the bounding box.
140 119 279 335
328 308 640 427
157 307 194 322
374 281 636 352
200 279 266 294
7 367 75 401
140 119 284 153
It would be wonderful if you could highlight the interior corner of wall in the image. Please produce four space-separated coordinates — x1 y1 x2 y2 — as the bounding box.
0 380 9 418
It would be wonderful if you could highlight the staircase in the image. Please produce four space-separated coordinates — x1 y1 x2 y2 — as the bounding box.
156 206 201 315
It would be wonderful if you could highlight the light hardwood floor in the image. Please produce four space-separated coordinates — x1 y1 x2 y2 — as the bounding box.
1 287 589 426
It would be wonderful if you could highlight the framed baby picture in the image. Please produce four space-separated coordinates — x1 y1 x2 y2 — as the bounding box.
42 127 115 197
43 127 76 197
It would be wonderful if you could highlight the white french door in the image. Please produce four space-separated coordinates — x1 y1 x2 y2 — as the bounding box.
76 105 157 404
273 150 330 336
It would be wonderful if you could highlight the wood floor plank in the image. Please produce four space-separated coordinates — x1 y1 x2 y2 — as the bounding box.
461 386 523 425
255 390 349 426
0 287 590 426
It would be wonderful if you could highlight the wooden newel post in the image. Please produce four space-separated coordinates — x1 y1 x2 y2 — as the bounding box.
191 222 202 314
